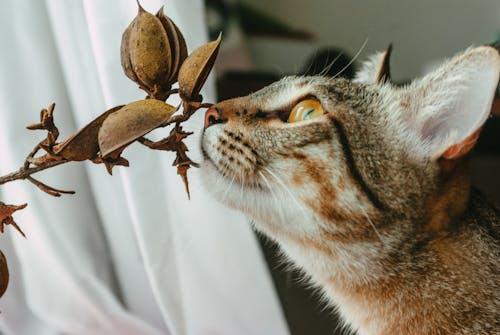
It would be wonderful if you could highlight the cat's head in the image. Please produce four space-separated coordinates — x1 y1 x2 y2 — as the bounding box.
200 46 499 246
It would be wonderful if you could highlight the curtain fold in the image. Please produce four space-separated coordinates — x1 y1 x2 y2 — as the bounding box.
0 1 289 334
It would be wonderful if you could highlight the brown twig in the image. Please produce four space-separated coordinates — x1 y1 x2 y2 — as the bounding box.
160 101 212 126
26 176 75 197
23 144 42 169
0 102 76 196
0 160 69 186
140 84 180 101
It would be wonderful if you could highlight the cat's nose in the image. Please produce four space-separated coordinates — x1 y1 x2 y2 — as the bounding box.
204 108 227 128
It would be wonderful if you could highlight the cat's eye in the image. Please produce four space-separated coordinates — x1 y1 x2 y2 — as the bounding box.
287 99 324 123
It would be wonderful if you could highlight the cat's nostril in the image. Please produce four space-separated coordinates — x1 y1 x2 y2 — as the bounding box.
204 108 227 129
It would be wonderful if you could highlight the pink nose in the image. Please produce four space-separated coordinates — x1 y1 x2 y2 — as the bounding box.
204 108 226 128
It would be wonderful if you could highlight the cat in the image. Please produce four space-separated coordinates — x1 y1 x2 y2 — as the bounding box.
200 45 500 335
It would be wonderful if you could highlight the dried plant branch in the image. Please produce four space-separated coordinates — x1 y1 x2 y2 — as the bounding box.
0 0 222 298
0 160 69 186
26 177 75 197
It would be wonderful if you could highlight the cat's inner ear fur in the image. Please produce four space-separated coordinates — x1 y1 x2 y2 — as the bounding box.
354 44 392 84
396 46 500 161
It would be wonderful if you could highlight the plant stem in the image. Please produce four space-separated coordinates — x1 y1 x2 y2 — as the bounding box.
0 160 68 186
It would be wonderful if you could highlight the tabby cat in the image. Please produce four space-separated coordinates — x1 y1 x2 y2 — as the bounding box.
200 45 500 334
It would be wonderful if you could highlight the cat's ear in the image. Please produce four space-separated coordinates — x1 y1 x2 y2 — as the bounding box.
354 44 392 84
400 46 499 161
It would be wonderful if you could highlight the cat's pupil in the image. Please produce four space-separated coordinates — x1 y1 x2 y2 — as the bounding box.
287 99 324 123
303 109 316 120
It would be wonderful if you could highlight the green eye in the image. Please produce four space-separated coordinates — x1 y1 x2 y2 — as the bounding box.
287 99 324 123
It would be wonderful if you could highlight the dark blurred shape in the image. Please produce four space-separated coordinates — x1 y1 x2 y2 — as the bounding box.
475 119 500 154
235 2 314 40
490 93 500 117
205 0 230 41
301 48 356 78
217 71 279 100
205 0 314 41
216 48 358 101
490 39 500 52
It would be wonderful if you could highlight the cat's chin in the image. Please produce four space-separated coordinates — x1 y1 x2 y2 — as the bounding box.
199 158 253 211
200 158 319 240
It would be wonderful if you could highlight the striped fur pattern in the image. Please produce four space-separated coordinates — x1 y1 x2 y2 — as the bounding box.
200 46 500 334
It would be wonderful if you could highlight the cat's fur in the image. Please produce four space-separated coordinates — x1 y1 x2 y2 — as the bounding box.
200 46 500 334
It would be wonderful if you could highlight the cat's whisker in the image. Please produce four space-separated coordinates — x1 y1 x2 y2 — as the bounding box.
259 171 287 227
304 75 326 95
318 51 344 77
305 76 318 90
331 37 369 80
213 158 236 200
358 205 384 244
268 63 287 77
302 49 318 76
258 170 288 225
239 172 248 206
263 167 310 221
212 174 228 196
221 173 236 203
212 160 231 189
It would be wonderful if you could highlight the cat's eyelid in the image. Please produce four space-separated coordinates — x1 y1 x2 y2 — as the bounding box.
304 94 320 101
302 95 326 114
274 94 322 114
263 83 318 111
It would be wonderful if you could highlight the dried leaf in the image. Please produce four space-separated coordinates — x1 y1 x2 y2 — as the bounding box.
178 33 222 100
0 202 27 237
0 250 8 298
98 99 176 159
121 1 172 98
52 105 124 161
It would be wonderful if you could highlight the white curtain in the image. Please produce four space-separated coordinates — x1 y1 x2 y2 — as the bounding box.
0 1 289 334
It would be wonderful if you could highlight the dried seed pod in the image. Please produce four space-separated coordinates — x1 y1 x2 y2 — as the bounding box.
98 99 176 158
53 105 124 161
121 2 172 99
156 6 188 84
121 21 139 84
178 33 222 101
0 250 8 298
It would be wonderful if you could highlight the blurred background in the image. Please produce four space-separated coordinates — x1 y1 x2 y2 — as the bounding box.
205 0 500 333
0 1 498 335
